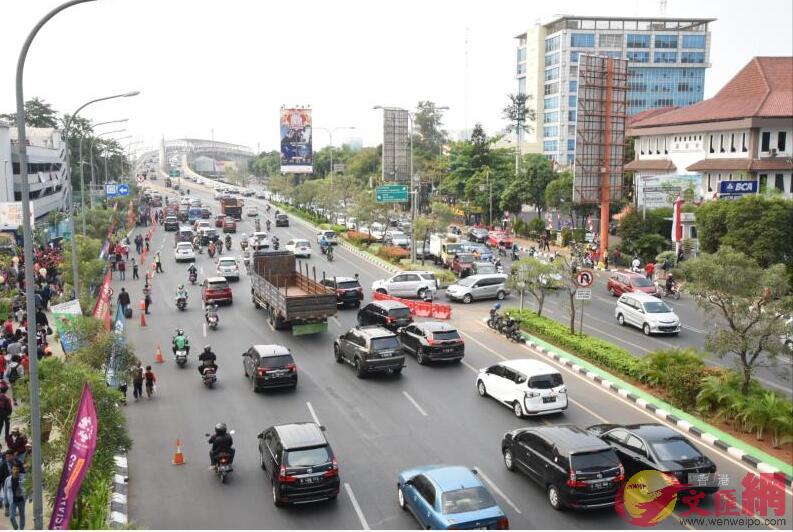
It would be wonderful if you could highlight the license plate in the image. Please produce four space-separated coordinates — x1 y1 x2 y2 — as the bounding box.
380 352 393 358
542 395 557 403
592 481 610 490
443 348 454 353
300 475 321 485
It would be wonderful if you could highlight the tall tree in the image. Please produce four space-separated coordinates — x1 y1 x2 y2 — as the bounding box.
500 153 557 216
413 101 448 159
545 171 574 215
0 97 59 127
502 93 537 175
509 257 565 316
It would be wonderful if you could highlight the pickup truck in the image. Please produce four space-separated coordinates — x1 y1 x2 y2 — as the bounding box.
250 250 337 335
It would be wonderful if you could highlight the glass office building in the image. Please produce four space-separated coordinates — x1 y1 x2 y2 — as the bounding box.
515 16 714 166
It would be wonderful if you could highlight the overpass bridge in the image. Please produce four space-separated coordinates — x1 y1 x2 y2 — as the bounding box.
136 137 255 176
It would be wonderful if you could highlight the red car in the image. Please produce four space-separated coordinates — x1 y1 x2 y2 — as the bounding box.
451 253 476 277
607 271 659 297
222 218 237 233
214 214 226 228
487 231 513 249
202 277 233 305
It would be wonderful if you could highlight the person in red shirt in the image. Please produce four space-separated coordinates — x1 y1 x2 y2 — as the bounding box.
3 316 14 337
144 366 156 398
644 261 655 280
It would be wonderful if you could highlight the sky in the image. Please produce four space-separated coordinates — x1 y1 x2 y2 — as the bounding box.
2 0 791 157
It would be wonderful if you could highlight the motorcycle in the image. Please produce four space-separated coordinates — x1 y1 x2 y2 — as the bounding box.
208 246 216 259
175 348 188 368
225 236 232 250
325 249 334 262
176 296 187 311
656 281 681 300
510 249 519 261
266 220 271 231
505 325 524 343
189 271 197 285
240 240 248 251
202 367 217 388
206 431 235 484
207 312 219 330
487 312 505 332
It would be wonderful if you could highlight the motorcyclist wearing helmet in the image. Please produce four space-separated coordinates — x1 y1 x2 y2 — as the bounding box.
205 303 219 323
225 234 232 250
198 345 218 375
187 264 198 280
319 235 330 255
489 303 501 320
208 422 234 468
665 273 676 294
175 283 188 302
172 329 190 356
503 314 518 336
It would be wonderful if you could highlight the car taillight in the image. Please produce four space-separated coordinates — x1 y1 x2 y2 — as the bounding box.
385 316 395 323
278 465 296 483
356 287 363 294
615 464 625 483
323 458 339 478
426 337 436 345
496 516 510 530
257 368 268 376
286 363 296 372
566 470 587 488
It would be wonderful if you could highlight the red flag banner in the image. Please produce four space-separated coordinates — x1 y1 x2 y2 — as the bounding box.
92 270 113 329
49 384 99 529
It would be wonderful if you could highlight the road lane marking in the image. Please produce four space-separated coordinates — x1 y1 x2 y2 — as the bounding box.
306 401 321 426
461 360 479 373
473 466 521 515
402 391 428 416
459 331 508 360
330 316 342 328
344 483 370 530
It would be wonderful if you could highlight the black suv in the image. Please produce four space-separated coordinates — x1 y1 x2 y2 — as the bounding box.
257 422 339 507
275 213 289 227
320 276 364 308
357 300 412 331
242 345 298 392
397 321 464 364
501 425 624 511
334 326 405 378
164 216 179 231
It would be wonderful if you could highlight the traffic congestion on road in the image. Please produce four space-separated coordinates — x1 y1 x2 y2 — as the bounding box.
120 174 793 530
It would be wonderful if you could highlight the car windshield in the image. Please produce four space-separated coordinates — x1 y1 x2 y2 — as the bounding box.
389 307 411 319
337 281 360 290
218 259 236 267
259 355 293 368
284 446 330 467
456 254 475 263
371 336 401 351
631 277 653 287
651 439 702 461
527 373 563 389
644 301 672 313
570 450 620 472
294 240 309 246
455 277 476 287
441 486 497 515
176 243 192 250
390 232 406 238
431 330 460 341
208 281 228 290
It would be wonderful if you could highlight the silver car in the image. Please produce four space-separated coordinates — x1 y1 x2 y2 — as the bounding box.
372 271 438 298
446 274 509 304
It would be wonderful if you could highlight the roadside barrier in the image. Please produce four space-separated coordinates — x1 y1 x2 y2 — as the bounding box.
372 292 452 320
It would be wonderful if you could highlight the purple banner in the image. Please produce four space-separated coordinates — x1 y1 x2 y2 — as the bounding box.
49 384 99 530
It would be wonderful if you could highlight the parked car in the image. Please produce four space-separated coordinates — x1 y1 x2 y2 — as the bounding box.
202 276 233 305
216 256 240 281
174 241 195 262
487 231 513 249
586 423 717 491
334 325 405 378
398 322 464 364
345 217 357 230
477 359 567 417
372 272 438 299
357 300 412 331
285 238 311 258
320 276 363 308
257 422 339 506
214 214 226 228
275 213 289 227
501 425 624 510
446 274 509 304
222 218 237 233
468 226 490 243
242 344 297 392
385 230 410 248
615 292 680 336
451 253 477 277
397 465 509 530
607 271 659 297
164 216 179 231
317 230 338 245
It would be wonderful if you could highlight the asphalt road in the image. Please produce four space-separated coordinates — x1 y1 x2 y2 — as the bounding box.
120 179 792 530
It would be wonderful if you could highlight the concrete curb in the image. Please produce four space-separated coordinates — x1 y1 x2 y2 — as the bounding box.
110 453 128 528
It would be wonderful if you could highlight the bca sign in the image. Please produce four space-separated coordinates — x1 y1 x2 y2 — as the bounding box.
719 180 757 197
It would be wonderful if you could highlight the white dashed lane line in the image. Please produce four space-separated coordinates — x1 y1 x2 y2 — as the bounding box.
473 466 522 515
402 391 428 417
344 483 370 530
306 401 321 426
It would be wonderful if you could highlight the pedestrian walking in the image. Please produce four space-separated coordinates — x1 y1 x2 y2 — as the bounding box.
117 287 131 317
144 366 156 398
118 259 126 280
0 384 12 439
131 362 144 401
154 252 163 273
143 285 152 314
0 448 20 518
131 258 139 280
644 261 655 280
4 356 23 407
145 236 151 252
3 463 26 530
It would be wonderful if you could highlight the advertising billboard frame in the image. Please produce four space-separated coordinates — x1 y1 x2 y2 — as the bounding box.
280 107 313 174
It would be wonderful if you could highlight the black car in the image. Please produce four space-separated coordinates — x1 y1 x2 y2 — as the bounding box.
357 301 412 331
501 425 624 511
201 207 211 219
242 344 297 392
468 227 490 243
587 423 718 492
334 326 405 378
397 321 464 364
320 276 364 308
199 229 220 245
275 213 289 227
257 422 340 506
164 216 179 231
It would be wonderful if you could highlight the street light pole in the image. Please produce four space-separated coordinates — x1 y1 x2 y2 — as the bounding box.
89 128 125 204
79 119 128 234
14 1 99 528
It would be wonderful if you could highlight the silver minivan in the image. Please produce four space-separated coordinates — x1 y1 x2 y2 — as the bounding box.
446 274 509 303
372 271 439 298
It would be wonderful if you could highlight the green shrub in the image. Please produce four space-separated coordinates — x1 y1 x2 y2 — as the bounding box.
560 228 573 246
527 218 546 239
637 348 713 410
376 246 409 263
571 228 586 243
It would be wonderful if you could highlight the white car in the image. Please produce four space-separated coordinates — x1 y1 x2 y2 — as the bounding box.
477 359 568 417
615 292 681 336
195 220 212 232
317 230 338 245
369 222 386 241
286 239 312 258
345 217 358 230
246 206 258 217
385 230 410 248
335 215 347 226
216 256 240 281
372 271 438 298
174 242 196 262
255 191 267 199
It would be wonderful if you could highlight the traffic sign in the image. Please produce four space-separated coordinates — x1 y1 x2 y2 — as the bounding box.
576 288 592 300
169 169 181 177
575 269 594 288
136 175 144 184
117 184 130 196
105 183 118 197
376 184 409 203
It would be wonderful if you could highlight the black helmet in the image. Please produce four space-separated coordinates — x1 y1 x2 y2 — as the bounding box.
204 345 211 353
214 423 227 435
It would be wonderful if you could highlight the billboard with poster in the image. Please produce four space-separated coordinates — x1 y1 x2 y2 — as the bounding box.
639 174 704 209
280 107 313 173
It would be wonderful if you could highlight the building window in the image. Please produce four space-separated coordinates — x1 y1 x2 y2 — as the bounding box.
741 133 747 152
545 52 559 67
568 95 577 107
543 111 559 123
544 67 560 81
545 35 561 53
730 133 736 153
602 51 623 59
775 174 785 191
569 65 578 77
543 140 559 152
518 77 526 95
568 110 577 122
778 132 787 152
709 135 714 154
569 80 578 93
626 51 649 63
761 131 771 152
719 134 725 153
544 83 559 96
599 33 623 47
568 125 576 136
567 139 576 151
544 96 559 110
543 126 559 138
571 33 595 47
626 34 650 48
664 137 668 154
570 51 581 64
655 35 678 48
517 63 526 75
517 47 527 63
681 52 705 63
682 34 706 48
654 52 677 63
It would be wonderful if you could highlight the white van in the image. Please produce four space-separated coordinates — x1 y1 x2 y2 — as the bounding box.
615 292 681 336
476 359 568 417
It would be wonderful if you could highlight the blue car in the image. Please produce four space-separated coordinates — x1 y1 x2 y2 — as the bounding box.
397 465 509 530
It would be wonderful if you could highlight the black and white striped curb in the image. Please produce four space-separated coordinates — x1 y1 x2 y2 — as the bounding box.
110 453 129 528
482 318 793 486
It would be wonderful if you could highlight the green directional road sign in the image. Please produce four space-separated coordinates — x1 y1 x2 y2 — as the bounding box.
170 169 181 177
376 184 409 203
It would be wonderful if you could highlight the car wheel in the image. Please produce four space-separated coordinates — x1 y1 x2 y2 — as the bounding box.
393 367 402 375
243 362 248 377
462 293 473 304
354 358 367 379
334 344 343 363
477 380 488 397
416 348 427 365
503 448 516 472
609 287 617 296
272 485 284 508
376 288 387 295
643 323 652 336
398 486 407 510
251 376 259 393
548 484 565 511
617 313 625 326
496 290 506 300
417 288 427 299
513 401 523 418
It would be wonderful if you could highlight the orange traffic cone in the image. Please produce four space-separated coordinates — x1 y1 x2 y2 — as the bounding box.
155 345 164 364
140 309 147 327
172 439 186 465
